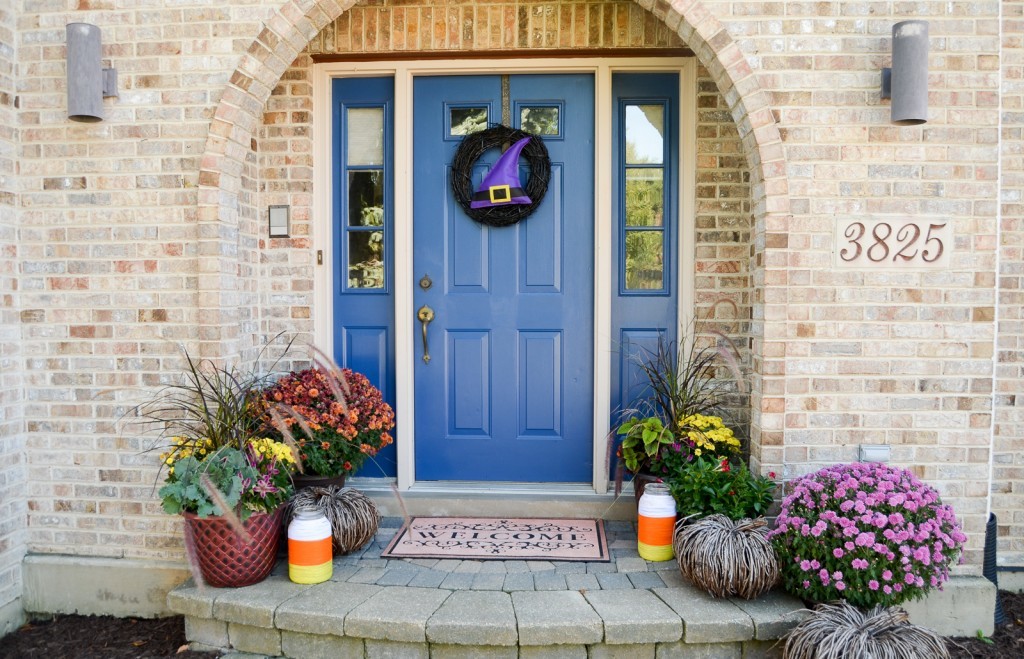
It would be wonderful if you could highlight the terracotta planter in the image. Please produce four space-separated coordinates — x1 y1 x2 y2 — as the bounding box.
183 508 283 588
292 473 346 490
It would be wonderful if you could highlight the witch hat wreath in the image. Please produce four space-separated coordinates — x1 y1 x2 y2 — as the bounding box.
470 137 533 209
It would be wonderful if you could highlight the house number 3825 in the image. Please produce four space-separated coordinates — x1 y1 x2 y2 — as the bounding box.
835 218 951 268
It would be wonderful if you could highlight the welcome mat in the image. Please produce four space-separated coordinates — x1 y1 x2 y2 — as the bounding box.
381 517 610 562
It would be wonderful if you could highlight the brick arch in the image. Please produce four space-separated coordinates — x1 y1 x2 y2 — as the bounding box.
196 0 789 467
198 0 788 217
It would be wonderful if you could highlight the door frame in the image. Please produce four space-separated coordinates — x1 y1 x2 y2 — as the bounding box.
312 57 697 494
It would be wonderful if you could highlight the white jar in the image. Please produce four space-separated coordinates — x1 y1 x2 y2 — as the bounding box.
287 507 333 584
637 482 676 561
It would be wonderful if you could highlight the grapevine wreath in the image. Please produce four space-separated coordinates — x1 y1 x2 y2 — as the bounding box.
449 125 551 227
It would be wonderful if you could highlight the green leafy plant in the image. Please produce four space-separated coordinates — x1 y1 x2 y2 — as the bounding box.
666 455 775 521
612 321 747 494
131 338 299 519
617 416 674 474
158 438 295 520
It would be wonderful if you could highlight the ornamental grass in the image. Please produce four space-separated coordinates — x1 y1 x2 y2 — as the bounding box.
288 485 381 555
783 601 949 659
673 514 779 599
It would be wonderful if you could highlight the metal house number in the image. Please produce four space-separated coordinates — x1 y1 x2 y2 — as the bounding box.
835 217 951 268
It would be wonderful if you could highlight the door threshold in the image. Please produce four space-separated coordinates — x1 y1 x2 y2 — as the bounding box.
349 478 638 520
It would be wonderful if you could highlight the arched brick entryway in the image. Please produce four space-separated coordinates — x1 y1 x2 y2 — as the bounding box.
196 0 791 474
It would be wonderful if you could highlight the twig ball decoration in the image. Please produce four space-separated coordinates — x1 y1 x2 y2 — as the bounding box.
450 125 551 227
783 601 950 659
288 486 380 555
673 514 779 599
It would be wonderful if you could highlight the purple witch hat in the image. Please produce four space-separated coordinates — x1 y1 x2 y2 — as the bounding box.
470 137 533 209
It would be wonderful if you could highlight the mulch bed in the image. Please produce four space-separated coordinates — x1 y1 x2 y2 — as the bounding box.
0 615 218 659
947 590 1024 658
1 592 1023 658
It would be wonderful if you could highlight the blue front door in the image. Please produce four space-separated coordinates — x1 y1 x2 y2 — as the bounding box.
413 74 595 482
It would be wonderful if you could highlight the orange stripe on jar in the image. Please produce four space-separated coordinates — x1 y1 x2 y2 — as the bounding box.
637 515 675 546
288 538 332 566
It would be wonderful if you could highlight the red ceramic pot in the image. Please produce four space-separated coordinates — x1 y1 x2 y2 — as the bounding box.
183 507 283 588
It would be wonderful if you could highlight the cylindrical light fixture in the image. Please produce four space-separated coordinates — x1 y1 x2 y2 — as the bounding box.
66 23 104 122
890 20 929 125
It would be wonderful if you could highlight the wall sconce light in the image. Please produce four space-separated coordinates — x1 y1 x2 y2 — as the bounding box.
269 205 290 238
66 23 118 123
880 20 929 125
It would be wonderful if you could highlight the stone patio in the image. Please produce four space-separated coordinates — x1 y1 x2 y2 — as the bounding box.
167 518 807 658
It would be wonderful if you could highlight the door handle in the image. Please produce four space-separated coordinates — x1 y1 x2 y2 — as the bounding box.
417 305 435 363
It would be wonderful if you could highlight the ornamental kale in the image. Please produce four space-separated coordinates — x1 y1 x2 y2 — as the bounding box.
159 439 296 520
768 462 966 608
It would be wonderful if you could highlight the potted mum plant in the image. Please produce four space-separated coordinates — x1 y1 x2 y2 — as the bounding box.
139 345 297 588
260 366 395 488
769 462 967 658
616 331 744 497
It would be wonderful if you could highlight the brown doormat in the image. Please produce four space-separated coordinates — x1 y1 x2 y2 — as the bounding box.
381 517 610 562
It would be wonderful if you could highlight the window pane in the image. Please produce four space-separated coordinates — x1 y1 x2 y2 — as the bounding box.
625 104 664 164
348 231 385 289
450 107 488 135
347 108 384 166
521 106 559 135
625 230 664 290
625 168 664 227
348 170 385 226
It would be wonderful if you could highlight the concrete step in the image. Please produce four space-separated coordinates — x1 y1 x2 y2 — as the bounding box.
167 519 807 658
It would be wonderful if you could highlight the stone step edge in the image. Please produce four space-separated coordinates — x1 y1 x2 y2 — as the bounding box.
188 625 787 659
168 579 808 652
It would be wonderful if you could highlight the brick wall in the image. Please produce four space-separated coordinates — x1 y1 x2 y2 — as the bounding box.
258 55 315 349
2 0 1011 575
997 1 1024 564
0 0 24 619
693 66 752 432
15 1 282 560
707 0 1000 570
306 0 683 53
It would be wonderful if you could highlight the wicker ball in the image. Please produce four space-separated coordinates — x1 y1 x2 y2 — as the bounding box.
287 486 380 556
673 514 779 599
784 601 949 659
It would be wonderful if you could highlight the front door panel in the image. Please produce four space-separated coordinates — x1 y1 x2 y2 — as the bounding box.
413 74 595 482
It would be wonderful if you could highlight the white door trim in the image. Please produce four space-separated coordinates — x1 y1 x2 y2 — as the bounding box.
312 57 697 493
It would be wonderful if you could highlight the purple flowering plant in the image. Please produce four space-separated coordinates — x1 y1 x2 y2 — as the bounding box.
767 462 967 608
